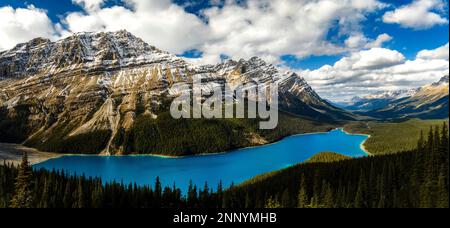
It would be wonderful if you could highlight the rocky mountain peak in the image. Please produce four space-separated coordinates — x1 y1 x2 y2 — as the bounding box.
0 30 181 79
0 31 352 155
433 75 449 86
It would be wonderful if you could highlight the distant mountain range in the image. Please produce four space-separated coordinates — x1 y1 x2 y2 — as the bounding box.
343 89 420 111
0 31 351 155
344 75 449 119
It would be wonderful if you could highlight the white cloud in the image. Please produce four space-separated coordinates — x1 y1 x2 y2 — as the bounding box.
0 0 388 64
417 43 449 60
345 33 369 49
1 1 446 102
345 33 392 49
57 0 387 64
72 0 105 12
196 0 386 64
353 48 405 70
383 0 448 30
0 5 58 51
365 33 393 48
302 45 449 101
63 0 208 54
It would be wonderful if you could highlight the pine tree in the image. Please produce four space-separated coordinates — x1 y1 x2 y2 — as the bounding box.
377 193 386 208
436 166 449 208
154 177 162 207
419 179 432 208
376 175 386 208
354 170 368 208
426 127 434 158
434 126 440 154
309 194 320 208
10 153 33 208
91 181 103 208
297 175 309 208
76 178 85 208
244 193 252 208
417 130 425 152
441 122 449 151
187 180 197 208
281 189 290 208
63 181 73 208
216 181 223 208
264 197 281 208
39 178 50 208
323 182 334 208
199 182 210 208
439 123 449 169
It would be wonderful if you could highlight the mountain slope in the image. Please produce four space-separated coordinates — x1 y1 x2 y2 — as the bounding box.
365 76 449 119
344 88 419 111
0 31 347 155
278 73 354 121
343 76 449 120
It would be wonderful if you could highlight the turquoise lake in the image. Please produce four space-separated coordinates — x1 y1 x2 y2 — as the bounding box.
34 129 369 193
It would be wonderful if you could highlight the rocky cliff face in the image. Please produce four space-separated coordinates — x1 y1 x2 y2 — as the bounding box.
0 31 349 155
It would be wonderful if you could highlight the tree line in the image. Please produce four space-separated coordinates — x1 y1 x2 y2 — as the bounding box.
225 123 448 208
1 122 448 208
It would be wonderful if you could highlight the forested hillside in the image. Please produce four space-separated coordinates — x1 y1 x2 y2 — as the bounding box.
1 122 447 208
345 119 449 155
22 100 335 156
0 31 349 156
225 122 448 208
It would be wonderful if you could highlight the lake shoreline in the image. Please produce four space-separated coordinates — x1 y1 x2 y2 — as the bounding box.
0 143 62 166
33 128 371 193
339 129 373 156
1 127 373 165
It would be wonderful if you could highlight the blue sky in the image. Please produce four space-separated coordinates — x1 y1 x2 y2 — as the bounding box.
1 0 447 69
1 0 448 100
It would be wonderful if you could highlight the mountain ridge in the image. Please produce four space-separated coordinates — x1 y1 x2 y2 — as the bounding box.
0 31 349 155
347 75 449 119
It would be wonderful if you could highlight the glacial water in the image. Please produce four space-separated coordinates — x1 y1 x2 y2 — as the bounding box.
34 129 369 193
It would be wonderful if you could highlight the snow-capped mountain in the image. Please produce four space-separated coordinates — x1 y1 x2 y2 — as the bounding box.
0 31 350 155
432 75 449 86
348 75 449 119
0 30 185 78
345 88 420 111
364 89 419 100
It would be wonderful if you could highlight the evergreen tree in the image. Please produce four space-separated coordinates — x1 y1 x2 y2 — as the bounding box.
297 175 309 208
154 177 162 207
354 170 369 208
91 181 103 208
419 178 432 208
280 189 290 208
264 197 281 208
0 123 448 209
76 178 85 208
376 175 386 208
187 180 197 208
216 181 223 208
39 178 50 208
199 182 210 208
437 166 449 208
63 181 73 208
10 153 33 208
417 130 425 152
323 182 334 208
439 123 449 170
244 193 252 208
309 194 320 208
